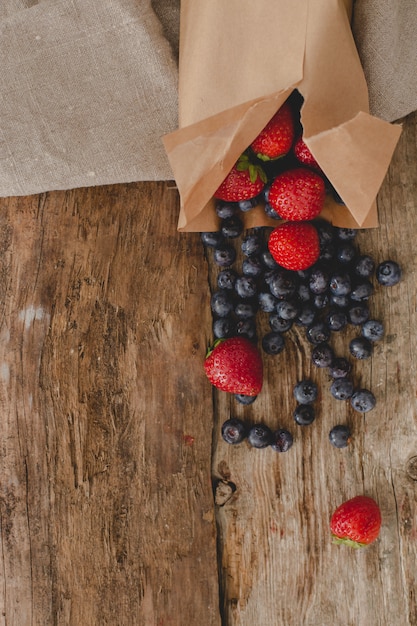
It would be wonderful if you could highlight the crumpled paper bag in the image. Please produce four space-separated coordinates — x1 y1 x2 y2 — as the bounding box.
163 0 402 232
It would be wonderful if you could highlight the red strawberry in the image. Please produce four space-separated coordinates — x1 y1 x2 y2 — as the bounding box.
268 221 320 271
204 337 263 396
251 102 295 161
268 168 325 221
213 154 266 202
330 495 382 548
293 135 321 170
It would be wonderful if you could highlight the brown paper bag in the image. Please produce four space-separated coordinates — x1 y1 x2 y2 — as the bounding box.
163 0 402 232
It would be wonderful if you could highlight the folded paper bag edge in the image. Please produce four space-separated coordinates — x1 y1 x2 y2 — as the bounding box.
305 111 402 227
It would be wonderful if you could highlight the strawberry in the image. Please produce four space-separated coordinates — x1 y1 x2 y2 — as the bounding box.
293 135 321 170
330 495 382 548
213 154 266 202
204 337 263 396
251 102 295 161
267 221 320 271
268 168 326 221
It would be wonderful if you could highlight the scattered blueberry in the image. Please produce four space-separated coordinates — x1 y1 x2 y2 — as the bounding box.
309 266 330 294
221 418 247 444
268 269 298 300
248 424 273 448
296 304 317 327
271 429 294 452
276 299 300 321
213 245 236 267
269 313 293 333
350 280 374 302
293 379 318 404
234 301 258 319
328 357 351 379
236 318 257 340
235 276 258 299
347 304 370 326
293 404 315 426
306 321 331 345
376 260 402 286
217 268 238 290
242 256 263 277
201 231 224 248
361 319 384 342
349 336 373 359
329 425 352 448
213 317 235 339
258 291 278 312
238 197 259 212
329 272 351 296
211 289 234 318
241 233 264 256
354 255 375 278
336 242 356 264
221 215 244 238
262 331 285 355
235 394 258 405
330 378 354 400
350 388 376 413
325 308 348 331
311 342 334 368
215 202 238 219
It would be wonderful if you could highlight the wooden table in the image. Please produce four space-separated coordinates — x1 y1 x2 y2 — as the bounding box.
0 111 416 626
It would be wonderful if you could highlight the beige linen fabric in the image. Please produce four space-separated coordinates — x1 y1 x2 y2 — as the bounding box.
0 0 415 197
352 0 417 122
0 0 178 196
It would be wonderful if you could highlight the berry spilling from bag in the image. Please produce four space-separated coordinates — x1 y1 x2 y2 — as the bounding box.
202 92 402 464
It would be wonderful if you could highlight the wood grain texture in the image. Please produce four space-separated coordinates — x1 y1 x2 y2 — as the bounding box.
209 111 417 626
0 111 416 626
0 183 220 625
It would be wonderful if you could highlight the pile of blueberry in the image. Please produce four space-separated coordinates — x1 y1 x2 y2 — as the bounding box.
201 204 402 452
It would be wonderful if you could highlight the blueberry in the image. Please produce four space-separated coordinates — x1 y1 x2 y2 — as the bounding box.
276 299 300 321
262 331 285 355
349 336 373 359
238 197 259 212
241 233 264 256
217 268 238 290
330 294 350 309
215 202 238 219
376 260 402 286
213 317 236 339
221 215 244 238
330 379 354 400
306 321 331 344
319 243 336 262
296 304 317 327
211 289 234 318
293 404 315 426
293 379 318 404
242 256 263 277
268 269 298 300
350 388 376 413
269 313 293 333
361 319 384 342
248 424 273 448
354 255 375 278
315 219 336 246
329 272 351 296
271 429 294 452
234 301 257 319
260 249 279 269
325 308 347 332
336 242 356 264
312 293 330 310
350 280 374 302
311 342 334 368
221 418 247 444
297 283 312 302
347 304 370 326
235 276 258 299
236 319 257 340
336 227 357 241
264 203 281 219
329 425 352 448
213 245 236 267
258 291 278 312
235 394 257 405
309 266 330 294
201 231 224 248
328 357 351 379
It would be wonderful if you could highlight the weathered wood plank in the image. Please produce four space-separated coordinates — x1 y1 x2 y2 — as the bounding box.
209 112 417 625
0 183 220 625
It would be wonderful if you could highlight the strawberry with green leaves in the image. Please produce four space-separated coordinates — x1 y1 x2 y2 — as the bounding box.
251 102 295 161
330 495 382 548
268 167 326 221
204 337 263 396
268 221 320 271
213 153 266 202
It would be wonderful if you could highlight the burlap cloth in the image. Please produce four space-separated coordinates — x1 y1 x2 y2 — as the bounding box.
0 0 415 197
